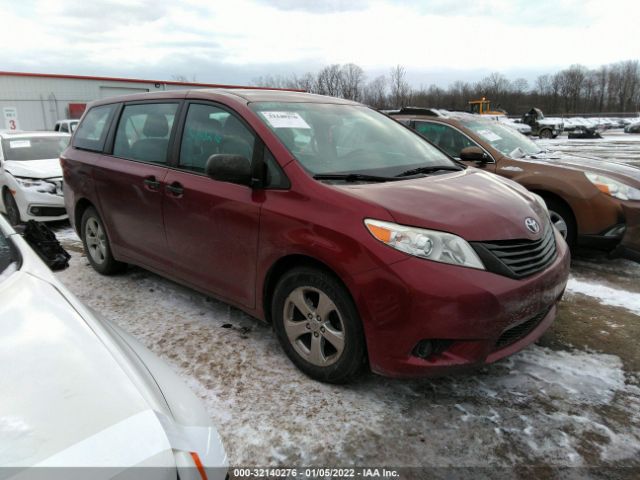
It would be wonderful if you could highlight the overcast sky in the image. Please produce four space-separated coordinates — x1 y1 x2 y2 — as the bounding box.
3 0 639 87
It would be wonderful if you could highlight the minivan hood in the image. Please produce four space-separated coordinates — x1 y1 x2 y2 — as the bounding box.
525 152 640 186
340 168 547 242
4 158 62 179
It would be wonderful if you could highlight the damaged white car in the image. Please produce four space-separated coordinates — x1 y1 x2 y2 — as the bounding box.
0 215 228 479
0 131 69 225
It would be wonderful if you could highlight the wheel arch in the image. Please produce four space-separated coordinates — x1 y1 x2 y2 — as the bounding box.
73 198 95 236
529 189 578 238
262 254 356 325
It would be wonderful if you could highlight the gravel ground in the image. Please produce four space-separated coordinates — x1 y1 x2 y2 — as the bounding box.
52 130 640 477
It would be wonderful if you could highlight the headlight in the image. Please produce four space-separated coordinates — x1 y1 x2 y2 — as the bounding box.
13 177 57 194
585 173 640 201
364 219 485 270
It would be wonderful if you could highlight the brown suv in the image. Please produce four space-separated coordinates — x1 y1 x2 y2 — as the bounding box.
390 108 640 261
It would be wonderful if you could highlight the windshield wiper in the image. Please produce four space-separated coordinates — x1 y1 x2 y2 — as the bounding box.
395 165 463 177
313 173 400 183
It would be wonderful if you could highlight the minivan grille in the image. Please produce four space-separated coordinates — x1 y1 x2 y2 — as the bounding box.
495 308 550 350
471 227 557 279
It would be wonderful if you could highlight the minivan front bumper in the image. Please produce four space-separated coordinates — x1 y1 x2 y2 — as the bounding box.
352 228 570 378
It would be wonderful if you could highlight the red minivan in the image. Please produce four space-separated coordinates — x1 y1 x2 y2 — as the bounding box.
62 89 570 383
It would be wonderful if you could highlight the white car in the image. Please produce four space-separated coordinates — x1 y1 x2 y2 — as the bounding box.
0 215 228 478
54 119 80 134
0 131 69 224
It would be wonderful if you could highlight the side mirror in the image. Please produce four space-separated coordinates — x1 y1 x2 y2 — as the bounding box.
205 154 252 186
459 146 489 163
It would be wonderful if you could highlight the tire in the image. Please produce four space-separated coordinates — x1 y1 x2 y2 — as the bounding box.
80 207 125 275
272 267 367 383
2 189 21 225
543 197 577 249
539 128 553 139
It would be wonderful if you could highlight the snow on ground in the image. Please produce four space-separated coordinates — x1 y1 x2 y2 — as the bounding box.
54 252 640 469
539 130 640 166
566 278 640 316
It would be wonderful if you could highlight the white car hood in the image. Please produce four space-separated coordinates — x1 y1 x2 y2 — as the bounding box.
4 158 62 179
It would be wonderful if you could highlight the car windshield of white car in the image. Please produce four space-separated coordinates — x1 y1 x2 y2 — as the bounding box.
250 102 458 178
1 136 70 161
0 233 18 282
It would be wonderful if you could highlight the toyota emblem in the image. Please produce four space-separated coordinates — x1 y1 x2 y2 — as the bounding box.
525 217 540 234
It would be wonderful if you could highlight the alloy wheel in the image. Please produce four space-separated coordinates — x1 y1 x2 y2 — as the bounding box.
549 210 568 239
85 217 107 265
283 286 346 367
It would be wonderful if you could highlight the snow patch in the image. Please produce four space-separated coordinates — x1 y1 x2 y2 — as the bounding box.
566 277 640 315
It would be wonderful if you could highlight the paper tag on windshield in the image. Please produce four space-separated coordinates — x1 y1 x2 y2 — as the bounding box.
261 111 311 129
9 140 31 149
477 130 502 142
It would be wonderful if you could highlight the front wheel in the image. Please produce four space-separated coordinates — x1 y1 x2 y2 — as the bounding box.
544 197 576 249
2 189 21 225
272 267 366 383
81 207 125 275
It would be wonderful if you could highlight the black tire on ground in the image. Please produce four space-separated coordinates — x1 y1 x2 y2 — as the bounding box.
2 189 21 225
543 196 577 250
80 206 126 275
272 266 367 383
539 129 553 139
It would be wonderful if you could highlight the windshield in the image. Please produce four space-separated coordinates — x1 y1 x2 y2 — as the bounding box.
463 121 542 157
250 102 456 177
1 136 70 161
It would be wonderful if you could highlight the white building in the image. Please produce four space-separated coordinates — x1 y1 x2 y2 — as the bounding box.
0 71 246 131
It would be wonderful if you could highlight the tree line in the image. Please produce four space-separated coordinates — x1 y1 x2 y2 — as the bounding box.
252 60 640 116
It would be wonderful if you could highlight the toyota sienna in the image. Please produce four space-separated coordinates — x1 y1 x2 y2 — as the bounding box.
62 90 570 383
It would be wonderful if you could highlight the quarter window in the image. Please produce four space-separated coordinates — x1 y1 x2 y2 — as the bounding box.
113 103 178 164
73 104 116 152
179 104 255 174
414 121 476 158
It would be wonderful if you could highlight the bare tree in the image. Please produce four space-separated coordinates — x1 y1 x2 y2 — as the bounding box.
362 75 388 109
171 74 197 83
340 63 365 101
315 64 344 97
389 65 410 107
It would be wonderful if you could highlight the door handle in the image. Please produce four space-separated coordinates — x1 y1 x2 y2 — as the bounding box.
166 182 184 196
143 176 161 190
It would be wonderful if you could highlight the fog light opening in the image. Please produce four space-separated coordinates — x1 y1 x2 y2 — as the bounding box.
412 339 452 360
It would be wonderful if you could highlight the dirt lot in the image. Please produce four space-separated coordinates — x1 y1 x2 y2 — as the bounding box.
53 131 640 477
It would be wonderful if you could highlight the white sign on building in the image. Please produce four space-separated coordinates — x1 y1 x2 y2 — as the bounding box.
3 107 20 130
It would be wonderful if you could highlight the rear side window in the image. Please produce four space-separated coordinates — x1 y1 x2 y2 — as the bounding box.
179 103 255 174
73 104 116 152
414 121 476 158
113 103 178 164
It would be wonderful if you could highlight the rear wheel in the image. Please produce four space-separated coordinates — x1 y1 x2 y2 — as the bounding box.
2 189 21 225
81 207 125 275
543 197 576 249
272 267 366 383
